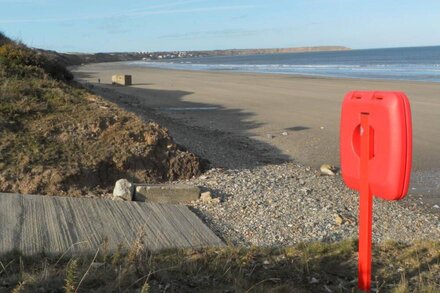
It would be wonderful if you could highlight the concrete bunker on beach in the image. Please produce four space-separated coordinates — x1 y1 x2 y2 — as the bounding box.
112 74 132 85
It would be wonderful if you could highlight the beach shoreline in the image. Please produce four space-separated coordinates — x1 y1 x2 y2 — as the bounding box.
71 62 440 208
71 61 440 86
126 60 440 84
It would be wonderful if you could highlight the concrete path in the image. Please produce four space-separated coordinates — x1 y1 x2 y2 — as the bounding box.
0 193 224 256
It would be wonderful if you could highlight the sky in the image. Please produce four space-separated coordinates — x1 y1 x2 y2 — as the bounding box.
0 0 439 53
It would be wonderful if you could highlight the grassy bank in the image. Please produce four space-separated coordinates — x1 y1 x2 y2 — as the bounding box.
0 33 205 196
1 240 439 292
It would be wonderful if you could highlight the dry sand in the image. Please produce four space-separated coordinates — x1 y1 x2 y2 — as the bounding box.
72 62 440 205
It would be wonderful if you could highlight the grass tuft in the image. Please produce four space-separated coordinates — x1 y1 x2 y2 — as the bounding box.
64 259 77 293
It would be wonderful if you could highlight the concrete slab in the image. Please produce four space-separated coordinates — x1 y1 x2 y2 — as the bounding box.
134 184 200 203
0 193 223 256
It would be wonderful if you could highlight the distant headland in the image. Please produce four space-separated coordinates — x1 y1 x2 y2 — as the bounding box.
184 46 351 57
40 46 351 66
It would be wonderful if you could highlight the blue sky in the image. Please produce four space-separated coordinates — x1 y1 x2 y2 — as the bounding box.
1 0 439 53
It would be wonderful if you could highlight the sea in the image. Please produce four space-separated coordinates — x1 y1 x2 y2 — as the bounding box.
129 46 440 82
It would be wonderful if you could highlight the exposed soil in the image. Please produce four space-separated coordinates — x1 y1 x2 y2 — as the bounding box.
0 42 205 197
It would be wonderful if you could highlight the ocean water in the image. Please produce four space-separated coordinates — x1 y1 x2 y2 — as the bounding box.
129 46 440 82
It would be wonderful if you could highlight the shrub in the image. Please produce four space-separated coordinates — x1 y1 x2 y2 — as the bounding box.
0 31 11 46
0 41 72 81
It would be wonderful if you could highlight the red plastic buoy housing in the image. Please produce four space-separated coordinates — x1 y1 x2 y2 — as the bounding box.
340 91 412 200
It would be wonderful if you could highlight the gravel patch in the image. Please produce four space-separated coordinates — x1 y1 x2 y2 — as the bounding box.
183 163 440 246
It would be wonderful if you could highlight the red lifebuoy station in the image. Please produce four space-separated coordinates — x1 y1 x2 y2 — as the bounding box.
340 91 412 291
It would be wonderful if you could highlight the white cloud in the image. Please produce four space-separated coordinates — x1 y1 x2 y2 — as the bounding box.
158 28 280 40
123 0 208 14
0 3 263 24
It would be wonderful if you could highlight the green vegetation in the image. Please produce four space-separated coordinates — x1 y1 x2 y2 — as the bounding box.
0 240 439 292
0 34 203 196
0 40 72 81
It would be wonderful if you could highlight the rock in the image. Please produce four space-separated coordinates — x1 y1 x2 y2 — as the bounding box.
200 192 220 205
112 179 133 201
334 214 344 225
320 164 336 176
433 204 439 209
200 191 213 203
211 198 221 205
300 187 311 195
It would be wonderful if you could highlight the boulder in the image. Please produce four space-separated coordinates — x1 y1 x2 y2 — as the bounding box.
112 179 134 201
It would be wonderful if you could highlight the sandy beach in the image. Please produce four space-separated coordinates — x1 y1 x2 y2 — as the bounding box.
72 62 440 205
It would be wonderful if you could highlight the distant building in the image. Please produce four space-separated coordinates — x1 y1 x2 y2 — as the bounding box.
112 75 132 86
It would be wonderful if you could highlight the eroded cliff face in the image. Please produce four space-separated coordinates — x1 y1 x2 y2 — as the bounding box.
0 40 205 197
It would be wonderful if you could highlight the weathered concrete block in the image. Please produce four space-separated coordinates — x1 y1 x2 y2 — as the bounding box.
134 184 200 203
111 74 132 86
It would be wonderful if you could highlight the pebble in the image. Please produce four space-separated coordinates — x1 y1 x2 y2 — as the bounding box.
186 163 440 246
334 214 344 226
200 191 213 203
211 198 221 205
320 164 336 176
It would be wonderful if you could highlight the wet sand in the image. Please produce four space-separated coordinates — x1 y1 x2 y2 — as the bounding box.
72 62 440 206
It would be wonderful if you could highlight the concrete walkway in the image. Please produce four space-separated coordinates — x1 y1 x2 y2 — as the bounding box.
0 193 224 256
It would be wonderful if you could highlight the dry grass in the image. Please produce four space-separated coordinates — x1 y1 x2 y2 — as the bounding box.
0 239 438 292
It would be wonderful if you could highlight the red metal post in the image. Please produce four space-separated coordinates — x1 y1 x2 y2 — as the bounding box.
358 113 373 291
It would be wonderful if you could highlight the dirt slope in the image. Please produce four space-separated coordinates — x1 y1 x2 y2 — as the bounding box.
0 35 204 196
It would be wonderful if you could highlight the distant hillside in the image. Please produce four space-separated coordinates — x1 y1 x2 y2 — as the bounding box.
37 45 351 66
192 46 351 57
